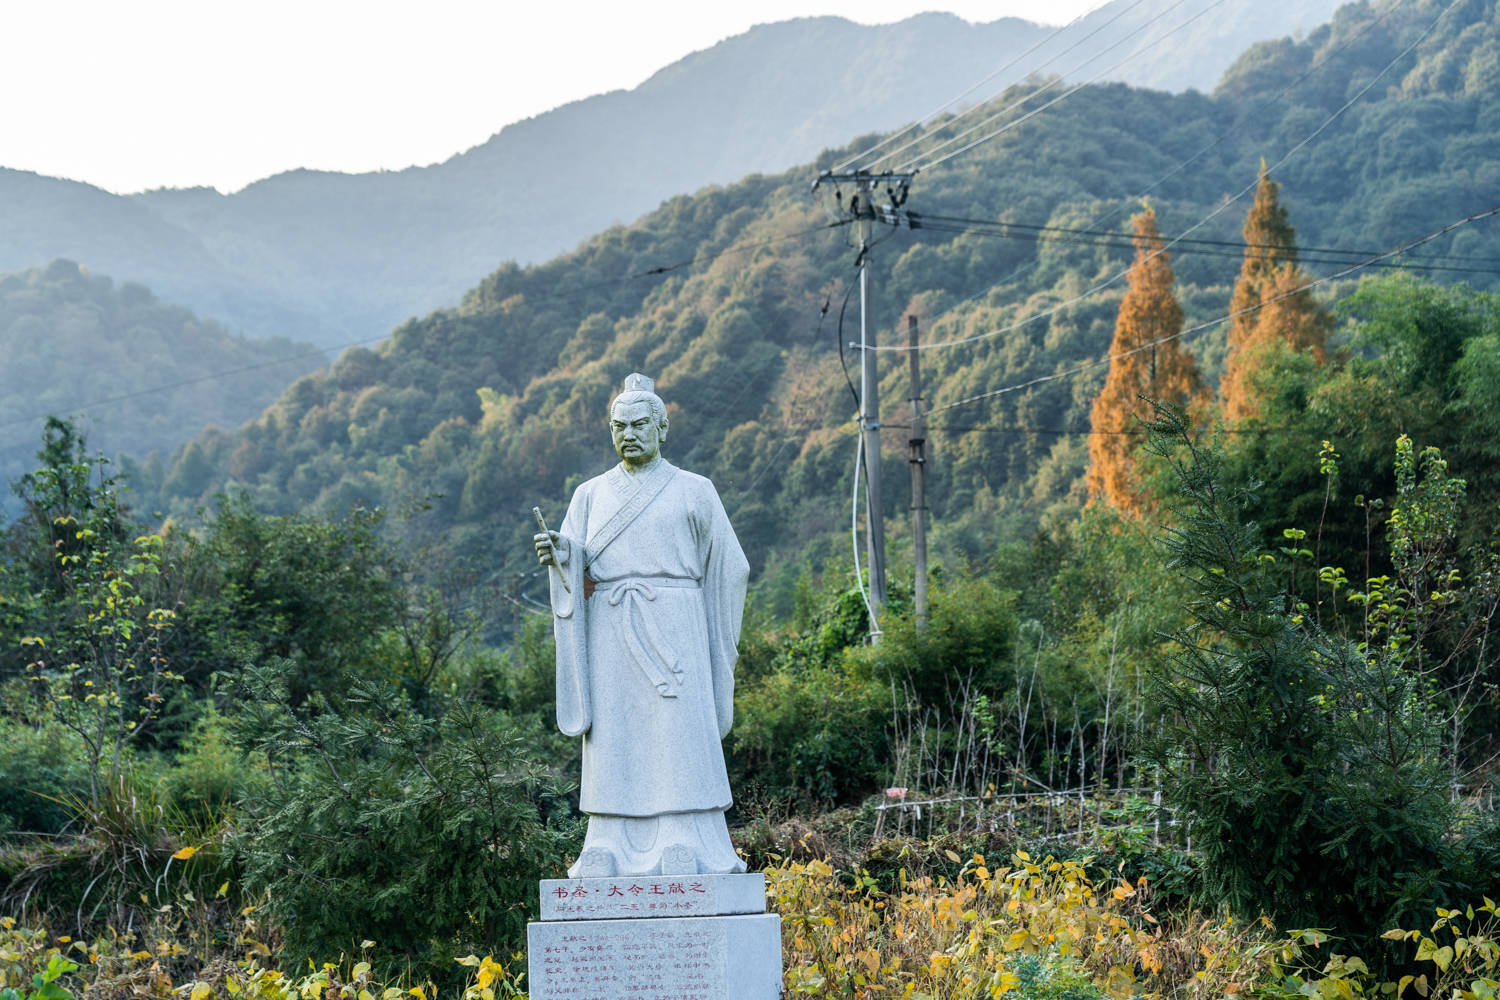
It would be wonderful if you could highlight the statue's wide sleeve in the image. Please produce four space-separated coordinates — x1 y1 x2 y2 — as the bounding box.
700 481 749 739
551 486 591 737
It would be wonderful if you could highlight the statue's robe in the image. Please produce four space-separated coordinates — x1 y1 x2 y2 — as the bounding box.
549 458 749 875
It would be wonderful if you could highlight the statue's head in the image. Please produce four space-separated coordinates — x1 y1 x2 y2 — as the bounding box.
609 373 668 469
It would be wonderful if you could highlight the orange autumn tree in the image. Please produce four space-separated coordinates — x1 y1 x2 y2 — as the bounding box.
1086 204 1205 512
1220 165 1331 422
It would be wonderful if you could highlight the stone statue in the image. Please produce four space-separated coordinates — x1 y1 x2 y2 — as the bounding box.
534 373 749 878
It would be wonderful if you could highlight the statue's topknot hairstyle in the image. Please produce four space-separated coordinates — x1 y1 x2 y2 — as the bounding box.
609 372 668 438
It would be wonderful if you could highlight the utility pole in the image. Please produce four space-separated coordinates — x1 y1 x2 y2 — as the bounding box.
857 180 888 612
812 169 914 618
908 314 929 630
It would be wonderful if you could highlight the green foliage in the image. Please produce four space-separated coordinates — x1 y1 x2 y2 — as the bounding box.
131 0 1500 597
2 420 180 800
858 577 1019 707
181 493 406 710
233 663 578 984
0 719 91 835
727 580 886 808
1265 898 1500 999
730 660 890 810
12 953 79 1000
1006 952 1111 1000
1142 403 1490 971
731 575 1024 810
156 707 269 820
1223 275 1500 763
0 262 321 518
0 423 571 983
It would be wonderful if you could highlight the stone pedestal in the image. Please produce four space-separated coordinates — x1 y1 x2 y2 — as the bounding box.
527 873 782 999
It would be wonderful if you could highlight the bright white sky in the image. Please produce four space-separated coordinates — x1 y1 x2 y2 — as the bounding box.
0 1 1110 195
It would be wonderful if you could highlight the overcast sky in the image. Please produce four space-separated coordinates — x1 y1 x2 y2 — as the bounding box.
0 1 1111 195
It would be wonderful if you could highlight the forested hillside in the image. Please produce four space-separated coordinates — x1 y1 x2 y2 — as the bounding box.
0 261 321 512
6 2 1500 992
128 0 1500 610
0 1 1338 350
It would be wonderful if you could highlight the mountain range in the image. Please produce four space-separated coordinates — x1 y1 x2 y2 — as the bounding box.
110 0 1500 612
0 0 1341 353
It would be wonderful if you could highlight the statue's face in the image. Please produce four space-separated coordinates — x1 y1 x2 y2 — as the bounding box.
610 399 663 469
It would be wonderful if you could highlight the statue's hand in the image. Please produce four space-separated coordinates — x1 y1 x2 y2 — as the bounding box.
534 530 570 567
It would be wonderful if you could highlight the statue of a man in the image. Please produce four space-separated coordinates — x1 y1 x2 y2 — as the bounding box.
534 373 749 878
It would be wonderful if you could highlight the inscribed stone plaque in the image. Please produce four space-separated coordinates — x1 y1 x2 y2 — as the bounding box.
538 872 766 921
527 912 781 1000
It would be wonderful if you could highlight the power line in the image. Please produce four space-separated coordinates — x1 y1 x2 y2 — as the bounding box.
897 215 1500 277
927 202 1500 416
884 0 1406 329
906 0 1229 173
911 212 1500 268
895 0 1212 174
0 220 852 435
918 423 1308 437
915 415 1363 437
891 0 1198 172
849 0 1156 174
878 0 1468 354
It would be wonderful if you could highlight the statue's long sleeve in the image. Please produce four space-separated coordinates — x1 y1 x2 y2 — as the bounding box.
552 486 591 736
700 483 749 739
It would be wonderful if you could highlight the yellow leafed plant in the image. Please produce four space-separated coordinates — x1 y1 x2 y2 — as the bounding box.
768 851 1278 999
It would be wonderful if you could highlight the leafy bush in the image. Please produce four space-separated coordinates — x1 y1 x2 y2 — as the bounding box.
0 720 91 836
234 665 578 984
1267 898 1500 999
181 494 406 711
1006 951 1110 1000
1142 404 1486 969
770 850 1277 999
856 577 1019 710
728 582 891 808
729 661 890 811
158 708 269 820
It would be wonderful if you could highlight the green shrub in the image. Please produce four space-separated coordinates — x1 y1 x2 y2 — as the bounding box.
729 661 890 809
159 708 268 819
857 577 1019 708
728 582 890 808
1007 951 1111 1000
234 664 579 985
0 720 91 836
1141 405 1475 972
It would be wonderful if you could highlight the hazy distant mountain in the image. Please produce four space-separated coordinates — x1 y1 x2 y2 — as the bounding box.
0 260 322 510
0 0 1342 351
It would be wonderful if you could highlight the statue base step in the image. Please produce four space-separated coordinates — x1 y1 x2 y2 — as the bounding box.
526 874 782 999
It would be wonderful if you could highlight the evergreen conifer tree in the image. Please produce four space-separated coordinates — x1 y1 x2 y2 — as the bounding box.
1221 165 1331 422
1086 205 1204 512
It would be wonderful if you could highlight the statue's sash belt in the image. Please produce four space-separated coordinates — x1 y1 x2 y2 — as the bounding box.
596 576 700 698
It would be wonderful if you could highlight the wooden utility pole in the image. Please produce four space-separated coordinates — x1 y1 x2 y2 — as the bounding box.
908 314 929 629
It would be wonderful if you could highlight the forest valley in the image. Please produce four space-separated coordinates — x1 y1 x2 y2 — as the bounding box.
5 0 1500 995
4 174 1499 999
